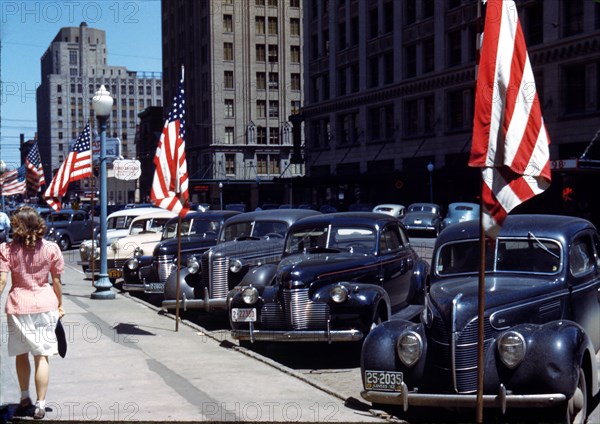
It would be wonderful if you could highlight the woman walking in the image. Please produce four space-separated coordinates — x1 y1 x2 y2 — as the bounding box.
0 206 64 420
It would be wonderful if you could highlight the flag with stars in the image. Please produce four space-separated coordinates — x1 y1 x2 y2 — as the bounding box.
150 69 189 217
44 123 92 211
1 165 27 196
26 141 46 193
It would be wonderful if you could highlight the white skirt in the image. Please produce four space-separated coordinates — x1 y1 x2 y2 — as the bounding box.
7 311 59 356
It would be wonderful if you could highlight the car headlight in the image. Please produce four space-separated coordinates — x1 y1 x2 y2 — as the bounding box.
126 257 140 271
134 247 143 257
330 285 348 303
241 286 259 305
79 244 87 254
187 257 200 274
396 331 423 367
498 331 526 369
230 259 243 273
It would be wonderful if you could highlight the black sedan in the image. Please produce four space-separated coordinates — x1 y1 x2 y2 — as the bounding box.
121 210 241 294
360 214 600 423
229 212 430 344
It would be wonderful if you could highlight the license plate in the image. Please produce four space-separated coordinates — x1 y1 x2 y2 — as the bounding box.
108 269 122 278
364 370 403 392
231 308 257 322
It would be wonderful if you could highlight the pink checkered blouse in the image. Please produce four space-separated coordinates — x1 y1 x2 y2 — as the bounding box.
0 239 64 315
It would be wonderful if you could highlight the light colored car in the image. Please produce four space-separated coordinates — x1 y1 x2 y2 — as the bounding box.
373 204 406 218
401 202 442 237
78 207 159 278
102 210 177 282
440 202 479 231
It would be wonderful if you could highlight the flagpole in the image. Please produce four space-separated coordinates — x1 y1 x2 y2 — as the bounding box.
90 117 96 286
175 214 183 332
475 1 485 423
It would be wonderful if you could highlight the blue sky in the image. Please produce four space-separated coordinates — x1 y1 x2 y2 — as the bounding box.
0 0 162 170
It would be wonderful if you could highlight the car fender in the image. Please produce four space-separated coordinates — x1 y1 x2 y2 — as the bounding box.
163 266 195 300
361 319 428 386
409 258 430 305
492 321 598 397
238 263 278 288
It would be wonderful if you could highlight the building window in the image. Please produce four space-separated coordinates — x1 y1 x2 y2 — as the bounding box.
291 73 301 90
224 42 234 60
290 18 300 36
369 7 378 39
225 99 235 117
383 1 393 33
256 44 266 62
256 0 264 5
290 45 301 63
404 99 419 136
350 16 359 46
447 29 462 67
268 45 278 62
256 16 265 35
423 38 435 73
223 15 233 32
291 101 301 114
268 17 278 35
256 72 266 89
269 101 279 118
268 0 278 6
368 55 379 88
257 100 266 118
257 154 268 174
405 0 416 25
338 21 347 50
563 0 583 37
447 89 472 131
337 66 347 95
423 0 434 19
225 154 235 175
70 68 78 76
224 127 235 144
563 64 586 114
257 126 267 144
290 0 299 7
383 51 394 84
524 1 543 46
368 107 381 140
424 95 436 133
268 72 279 89
69 50 77 65
224 71 234 89
405 44 417 78
350 63 359 93
269 128 280 144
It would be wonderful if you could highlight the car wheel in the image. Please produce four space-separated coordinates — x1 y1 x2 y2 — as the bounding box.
566 367 587 424
58 236 71 251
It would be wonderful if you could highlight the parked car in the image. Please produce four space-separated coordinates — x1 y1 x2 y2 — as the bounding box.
360 215 600 423
121 210 241 294
225 203 247 213
101 210 177 283
401 203 442 237
373 204 406 219
78 207 159 277
162 209 321 313
229 212 429 345
44 209 99 250
440 202 479 231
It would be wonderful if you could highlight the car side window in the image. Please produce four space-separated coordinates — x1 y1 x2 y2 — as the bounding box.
380 226 402 254
73 214 83 222
570 237 593 277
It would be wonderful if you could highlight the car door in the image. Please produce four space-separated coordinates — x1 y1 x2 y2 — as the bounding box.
70 212 87 243
379 223 413 309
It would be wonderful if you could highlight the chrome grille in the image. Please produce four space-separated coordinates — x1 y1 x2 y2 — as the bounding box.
429 315 494 393
205 252 229 299
157 255 175 283
283 288 330 330
260 302 285 328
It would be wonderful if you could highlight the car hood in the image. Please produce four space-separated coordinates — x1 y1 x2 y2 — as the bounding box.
155 235 218 256
208 237 285 260
429 274 563 330
276 249 373 289
108 233 163 259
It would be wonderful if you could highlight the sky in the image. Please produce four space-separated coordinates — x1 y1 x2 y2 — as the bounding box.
0 0 162 170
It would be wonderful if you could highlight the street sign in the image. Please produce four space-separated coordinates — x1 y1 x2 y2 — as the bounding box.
113 159 141 180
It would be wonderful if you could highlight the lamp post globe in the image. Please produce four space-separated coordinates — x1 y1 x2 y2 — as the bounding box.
427 162 434 203
219 182 223 210
91 85 115 299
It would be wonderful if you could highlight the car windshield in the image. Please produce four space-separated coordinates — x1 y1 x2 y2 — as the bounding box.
129 218 170 236
220 220 289 242
48 213 72 222
285 225 376 253
162 219 220 239
435 237 561 276
107 216 134 230
409 205 435 213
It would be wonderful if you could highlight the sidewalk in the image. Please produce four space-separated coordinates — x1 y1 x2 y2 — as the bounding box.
1 259 385 423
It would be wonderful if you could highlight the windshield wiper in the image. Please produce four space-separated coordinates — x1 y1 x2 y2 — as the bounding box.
527 231 560 259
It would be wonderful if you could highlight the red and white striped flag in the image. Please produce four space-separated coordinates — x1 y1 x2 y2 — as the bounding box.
44 123 92 211
26 141 46 193
150 69 189 217
0 166 27 196
469 0 551 237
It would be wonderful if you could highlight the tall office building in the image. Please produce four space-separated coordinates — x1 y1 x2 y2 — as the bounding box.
301 0 600 213
161 0 305 208
36 22 163 204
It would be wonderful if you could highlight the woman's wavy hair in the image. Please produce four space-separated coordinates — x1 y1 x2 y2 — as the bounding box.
10 206 47 249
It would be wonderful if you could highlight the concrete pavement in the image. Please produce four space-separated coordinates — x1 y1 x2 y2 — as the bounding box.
1 255 387 423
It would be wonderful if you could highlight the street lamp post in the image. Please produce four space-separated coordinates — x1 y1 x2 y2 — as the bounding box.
219 182 223 210
427 162 434 203
91 85 115 300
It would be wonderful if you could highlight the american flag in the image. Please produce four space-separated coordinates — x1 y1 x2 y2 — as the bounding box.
468 0 551 237
26 141 46 193
44 123 93 211
1 165 27 196
150 70 189 217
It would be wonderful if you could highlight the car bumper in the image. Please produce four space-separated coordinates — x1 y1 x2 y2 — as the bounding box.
231 328 364 343
122 282 165 294
361 384 567 413
161 289 227 312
